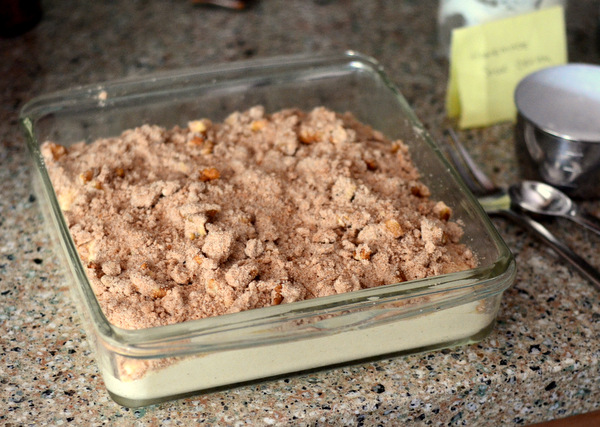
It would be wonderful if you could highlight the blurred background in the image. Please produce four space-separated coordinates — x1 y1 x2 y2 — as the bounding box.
2 1 599 158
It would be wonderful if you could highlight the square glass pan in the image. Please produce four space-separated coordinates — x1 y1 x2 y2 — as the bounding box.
21 51 516 407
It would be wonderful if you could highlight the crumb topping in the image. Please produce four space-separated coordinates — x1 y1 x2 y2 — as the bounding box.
41 106 476 329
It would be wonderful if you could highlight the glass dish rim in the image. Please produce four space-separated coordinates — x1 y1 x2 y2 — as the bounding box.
20 50 515 358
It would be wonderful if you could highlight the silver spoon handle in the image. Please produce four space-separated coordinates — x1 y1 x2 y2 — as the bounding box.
499 209 600 291
569 208 600 237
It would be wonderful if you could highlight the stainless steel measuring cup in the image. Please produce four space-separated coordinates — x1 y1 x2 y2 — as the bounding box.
514 64 600 199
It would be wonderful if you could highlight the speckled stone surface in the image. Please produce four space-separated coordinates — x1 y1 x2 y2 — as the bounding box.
1 1 599 425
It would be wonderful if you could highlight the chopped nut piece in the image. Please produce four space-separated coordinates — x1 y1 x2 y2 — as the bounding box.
130 272 166 299
201 204 221 217
152 288 167 299
272 284 283 305
185 213 208 239
188 120 208 133
390 140 407 154
250 119 267 132
79 170 94 184
298 130 321 144
410 182 431 198
46 142 68 161
86 262 103 279
384 219 405 238
364 158 378 171
201 141 215 155
189 135 205 146
335 214 350 228
433 201 452 221
115 167 125 177
354 244 372 261
199 167 220 182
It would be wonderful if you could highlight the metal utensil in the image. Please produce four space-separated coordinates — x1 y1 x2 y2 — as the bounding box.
443 129 600 290
514 64 600 199
509 180 600 236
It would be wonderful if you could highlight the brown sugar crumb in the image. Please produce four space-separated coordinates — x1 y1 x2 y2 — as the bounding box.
42 106 478 330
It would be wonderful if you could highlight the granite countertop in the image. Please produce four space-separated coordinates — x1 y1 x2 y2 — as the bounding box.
1 1 599 425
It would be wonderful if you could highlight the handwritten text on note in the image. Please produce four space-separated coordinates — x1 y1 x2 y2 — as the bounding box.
446 6 567 129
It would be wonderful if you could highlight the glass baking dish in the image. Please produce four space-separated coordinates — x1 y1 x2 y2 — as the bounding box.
20 51 516 407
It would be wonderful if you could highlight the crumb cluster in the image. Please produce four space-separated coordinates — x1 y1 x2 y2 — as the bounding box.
42 106 476 329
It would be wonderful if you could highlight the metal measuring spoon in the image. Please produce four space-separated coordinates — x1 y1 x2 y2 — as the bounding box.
509 180 600 236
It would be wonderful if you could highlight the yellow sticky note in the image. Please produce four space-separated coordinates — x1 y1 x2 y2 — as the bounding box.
446 6 567 129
